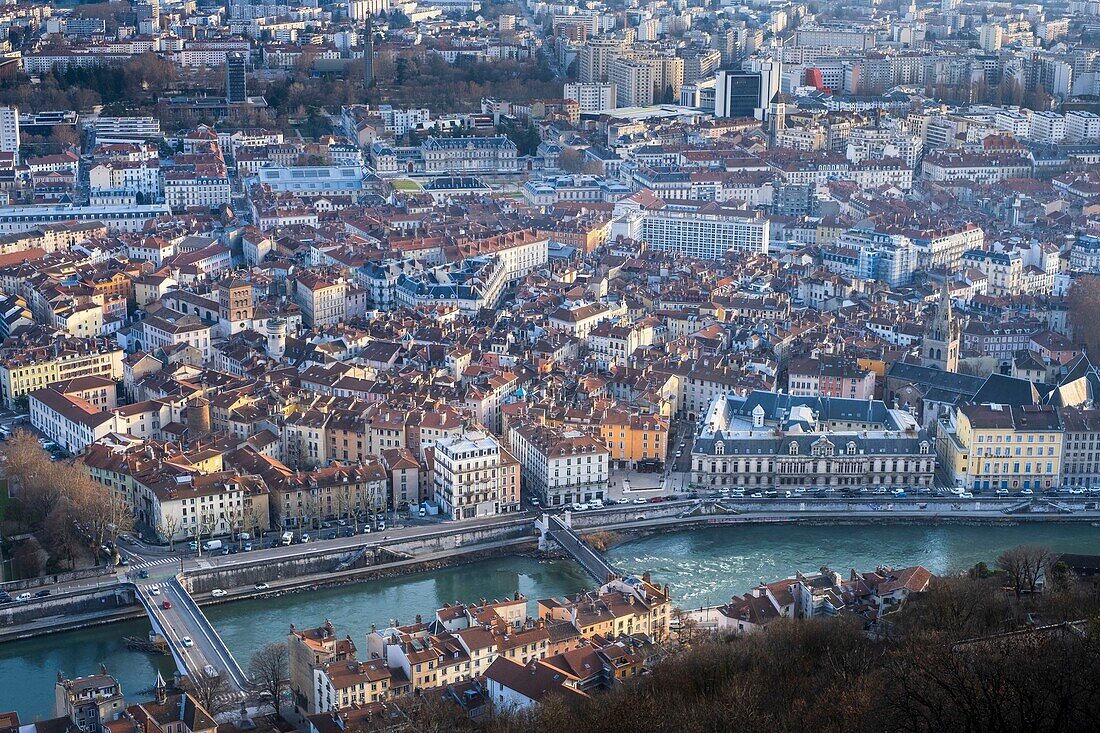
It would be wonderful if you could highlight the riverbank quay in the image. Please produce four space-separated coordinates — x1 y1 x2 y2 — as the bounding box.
4 496 1099 642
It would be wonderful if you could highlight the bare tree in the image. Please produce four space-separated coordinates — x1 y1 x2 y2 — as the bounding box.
192 509 219 556
998 545 1048 598
75 475 133 560
184 672 237 716
158 515 181 550
247 642 289 717
41 500 82 570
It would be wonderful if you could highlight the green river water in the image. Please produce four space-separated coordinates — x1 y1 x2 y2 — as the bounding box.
2 523 1098 719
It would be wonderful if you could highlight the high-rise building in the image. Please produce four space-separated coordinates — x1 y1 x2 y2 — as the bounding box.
714 61 780 119
714 71 761 118
563 82 616 112
364 15 374 87
0 106 19 156
225 51 248 104
579 37 623 83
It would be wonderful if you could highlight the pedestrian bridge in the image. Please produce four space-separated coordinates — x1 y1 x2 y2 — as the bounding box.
133 575 249 693
536 513 618 583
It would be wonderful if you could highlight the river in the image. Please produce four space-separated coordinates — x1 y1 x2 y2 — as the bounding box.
2 523 1099 719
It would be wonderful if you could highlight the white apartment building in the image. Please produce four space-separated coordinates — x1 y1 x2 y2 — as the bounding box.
0 204 172 234
92 116 162 139
994 110 1030 139
163 172 231 211
1065 111 1100 142
377 105 430 136
507 422 609 507
88 161 161 198
432 430 520 520
138 309 214 362
619 202 770 260
1029 111 1066 144
563 82 616 113
0 106 19 156
609 58 654 107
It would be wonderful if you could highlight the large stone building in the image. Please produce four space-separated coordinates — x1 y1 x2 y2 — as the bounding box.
691 391 936 491
421 136 519 174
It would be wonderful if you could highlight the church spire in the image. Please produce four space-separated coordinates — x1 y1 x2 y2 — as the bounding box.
922 280 959 372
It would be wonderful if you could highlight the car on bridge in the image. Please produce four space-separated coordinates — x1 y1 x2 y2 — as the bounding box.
211 589 228 597
181 636 193 647
255 583 269 590
161 600 172 609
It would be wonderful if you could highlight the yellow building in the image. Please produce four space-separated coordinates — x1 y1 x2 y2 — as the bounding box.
939 403 1063 492
0 340 123 407
598 409 669 469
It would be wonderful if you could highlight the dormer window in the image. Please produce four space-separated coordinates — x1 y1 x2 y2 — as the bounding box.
789 442 799 456
715 441 725 455
920 441 930 454
847 441 857 455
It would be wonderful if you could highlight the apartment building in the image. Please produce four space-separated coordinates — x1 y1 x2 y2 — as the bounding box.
0 337 123 407
938 403 1063 492
786 357 876 400
596 408 669 470
432 429 520 520
507 422 609 507
295 272 347 327
563 82 616 112
288 620 358 715
621 202 770 260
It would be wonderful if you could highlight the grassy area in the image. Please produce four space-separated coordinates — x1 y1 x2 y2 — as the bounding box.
392 178 423 192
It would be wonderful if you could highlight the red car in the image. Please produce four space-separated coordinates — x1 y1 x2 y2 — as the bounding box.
162 600 172 609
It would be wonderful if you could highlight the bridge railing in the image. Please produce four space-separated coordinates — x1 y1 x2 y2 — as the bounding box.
170 575 249 689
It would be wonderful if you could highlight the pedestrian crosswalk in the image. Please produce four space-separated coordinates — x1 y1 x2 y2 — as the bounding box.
131 556 177 571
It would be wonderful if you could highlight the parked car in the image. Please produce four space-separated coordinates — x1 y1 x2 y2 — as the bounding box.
203 665 218 678
161 600 172 609
181 636 194 647
632 498 647 505
376 521 386 531
210 589 228 597
34 589 51 598
255 583 269 590
300 533 311 543
14 592 32 602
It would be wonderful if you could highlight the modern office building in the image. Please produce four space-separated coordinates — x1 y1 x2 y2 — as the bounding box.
225 51 248 103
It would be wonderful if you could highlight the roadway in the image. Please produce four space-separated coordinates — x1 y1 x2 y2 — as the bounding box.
135 576 249 692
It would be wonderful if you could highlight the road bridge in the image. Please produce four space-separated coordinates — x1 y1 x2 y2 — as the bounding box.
134 576 249 693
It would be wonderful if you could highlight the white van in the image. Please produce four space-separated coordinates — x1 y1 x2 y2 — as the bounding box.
281 531 294 546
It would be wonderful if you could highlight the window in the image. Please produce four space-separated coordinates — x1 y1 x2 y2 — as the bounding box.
789 442 799 455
